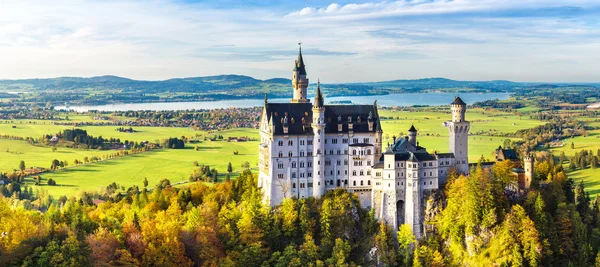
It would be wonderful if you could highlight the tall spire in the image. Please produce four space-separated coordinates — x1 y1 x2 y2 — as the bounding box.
295 43 307 75
264 93 268 107
313 79 324 108
291 43 309 103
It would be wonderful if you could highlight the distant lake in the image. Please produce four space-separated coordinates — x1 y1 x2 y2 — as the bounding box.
56 92 511 112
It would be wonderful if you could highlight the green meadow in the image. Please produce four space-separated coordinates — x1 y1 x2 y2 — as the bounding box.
379 108 544 161
1 122 258 197
0 139 107 171
550 131 600 198
30 140 258 197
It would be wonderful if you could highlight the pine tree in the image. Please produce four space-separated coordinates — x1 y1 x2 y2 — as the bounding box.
19 160 25 172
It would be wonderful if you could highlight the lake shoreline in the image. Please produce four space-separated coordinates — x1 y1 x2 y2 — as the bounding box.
56 92 512 112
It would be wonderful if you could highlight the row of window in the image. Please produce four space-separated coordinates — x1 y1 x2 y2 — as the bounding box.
292 182 313 189
280 140 315 146
277 137 371 146
288 179 435 189
352 170 372 176
372 180 436 187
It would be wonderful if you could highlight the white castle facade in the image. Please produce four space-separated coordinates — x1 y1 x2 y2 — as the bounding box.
258 48 470 237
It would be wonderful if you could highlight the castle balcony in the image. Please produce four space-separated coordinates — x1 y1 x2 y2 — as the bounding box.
349 186 372 192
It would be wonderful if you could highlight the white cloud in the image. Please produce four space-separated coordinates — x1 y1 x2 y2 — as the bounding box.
0 0 598 82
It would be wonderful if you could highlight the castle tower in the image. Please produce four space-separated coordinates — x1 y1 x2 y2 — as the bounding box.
405 153 422 238
445 97 470 174
523 154 535 189
311 82 326 198
374 101 383 154
408 125 417 146
291 45 309 103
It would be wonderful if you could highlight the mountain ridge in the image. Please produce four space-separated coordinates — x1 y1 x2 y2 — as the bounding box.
1 75 599 105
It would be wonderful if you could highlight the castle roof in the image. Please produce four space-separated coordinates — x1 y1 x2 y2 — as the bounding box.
451 96 466 106
394 152 437 161
313 81 324 108
294 47 307 75
264 103 379 136
373 100 382 132
408 125 417 132
496 146 519 161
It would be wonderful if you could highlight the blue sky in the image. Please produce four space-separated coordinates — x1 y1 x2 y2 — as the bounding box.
0 0 599 82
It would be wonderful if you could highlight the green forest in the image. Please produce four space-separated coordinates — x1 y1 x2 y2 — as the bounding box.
2 158 600 267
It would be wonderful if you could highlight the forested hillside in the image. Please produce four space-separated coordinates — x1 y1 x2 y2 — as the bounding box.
1 158 600 266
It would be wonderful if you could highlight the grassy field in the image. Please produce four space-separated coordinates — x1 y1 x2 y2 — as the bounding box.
30 140 258 197
379 108 544 161
549 131 600 157
0 122 259 197
0 139 108 171
551 132 600 199
565 167 600 198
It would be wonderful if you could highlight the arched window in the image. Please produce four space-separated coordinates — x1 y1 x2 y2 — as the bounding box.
353 170 357 176
292 162 297 168
288 151 293 157
292 173 296 178
368 180 371 186
360 180 364 186
367 149 371 155
300 161 305 168
278 152 283 157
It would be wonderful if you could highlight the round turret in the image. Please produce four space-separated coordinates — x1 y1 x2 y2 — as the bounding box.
523 153 535 189
408 125 417 146
450 96 466 122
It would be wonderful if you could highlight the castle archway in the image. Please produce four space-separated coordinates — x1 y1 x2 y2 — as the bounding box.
397 200 405 226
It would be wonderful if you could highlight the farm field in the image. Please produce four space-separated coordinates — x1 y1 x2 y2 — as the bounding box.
565 167 600 198
29 140 258 197
551 132 600 199
549 131 600 157
1 123 259 198
0 139 108 171
379 108 544 161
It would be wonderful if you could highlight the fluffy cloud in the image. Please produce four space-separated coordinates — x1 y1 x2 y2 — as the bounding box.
0 0 599 82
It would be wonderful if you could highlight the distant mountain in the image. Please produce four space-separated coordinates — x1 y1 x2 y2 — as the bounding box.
359 78 527 92
0 75 597 103
0 74 290 94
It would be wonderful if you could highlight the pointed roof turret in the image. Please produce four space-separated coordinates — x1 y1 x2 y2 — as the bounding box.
264 93 268 107
294 45 307 75
268 112 274 130
313 80 324 108
451 96 466 106
408 124 417 132
374 100 382 132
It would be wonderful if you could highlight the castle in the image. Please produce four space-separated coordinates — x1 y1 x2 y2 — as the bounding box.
258 47 474 238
